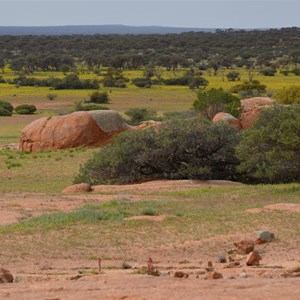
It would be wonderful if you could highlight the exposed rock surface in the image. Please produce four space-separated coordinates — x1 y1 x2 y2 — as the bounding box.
234 240 255 254
0 268 14 283
62 183 92 194
212 112 242 130
246 251 262 266
19 110 131 152
213 97 274 130
241 97 274 112
240 107 262 129
134 120 162 130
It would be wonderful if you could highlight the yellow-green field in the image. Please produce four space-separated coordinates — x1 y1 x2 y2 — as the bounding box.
0 67 299 145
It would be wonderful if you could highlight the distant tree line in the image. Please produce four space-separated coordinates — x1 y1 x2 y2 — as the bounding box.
0 27 300 75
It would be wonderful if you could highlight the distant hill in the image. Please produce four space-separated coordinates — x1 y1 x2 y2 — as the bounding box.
0 25 216 35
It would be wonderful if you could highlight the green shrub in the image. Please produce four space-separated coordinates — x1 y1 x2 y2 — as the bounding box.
293 68 300 76
260 68 276 76
47 93 57 100
236 105 300 183
0 100 14 112
230 80 266 96
226 71 240 81
193 88 241 119
75 118 240 185
102 68 128 88
163 76 190 86
132 78 151 88
0 106 12 116
73 101 109 111
89 91 109 104
125 108 157 125
274 85 300 104
15 104 37 115
188 76 209 90
54 74 99 90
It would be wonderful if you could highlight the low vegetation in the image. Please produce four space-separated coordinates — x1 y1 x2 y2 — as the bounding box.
236 105 300 183
274 85 300 104
15 104 37 115
75 118 241 185
75 104 300 185
193 88 241 119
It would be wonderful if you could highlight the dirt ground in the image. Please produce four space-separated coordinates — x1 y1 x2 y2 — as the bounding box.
0 180 300 299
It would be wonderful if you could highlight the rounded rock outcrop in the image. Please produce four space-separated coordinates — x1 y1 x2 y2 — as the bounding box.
20 110 131 152
212 112 242 130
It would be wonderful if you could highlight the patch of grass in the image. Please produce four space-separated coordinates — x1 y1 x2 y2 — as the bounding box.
0 148 95 192
0 201 131 233
141 207 158 216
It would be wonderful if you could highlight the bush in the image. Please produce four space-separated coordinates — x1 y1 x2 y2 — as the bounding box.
125 108 157 125
226 71 240 81
236 105 300 183
102 68 128 88
0 100 14 113
15 104 37 115
274 85 300 104
293 68 300 76
132 78 151 88
193 88 241 119
238 89 261 99
47 93 57 100
260 68 276 76
280 70 290 76
188 76 208 90
0 106 12 116
74 118 241 185
163 76 190 86
230 80 266 96
88 91 109 104
0 76 6 83
53 74 99 90
73 101 109 111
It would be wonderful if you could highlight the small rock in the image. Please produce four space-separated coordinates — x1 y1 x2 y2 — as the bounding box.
255 230 275 244
206 261 213 271
229 254 246 262
62 183 92 193
234 240 254 254
246 251 262 266
122 262 132 269
196 270 206 275
208 271 223 279
0 268 14 283
174 271 189 278
239 272 248 278
218 254 227 263
226 261 240 268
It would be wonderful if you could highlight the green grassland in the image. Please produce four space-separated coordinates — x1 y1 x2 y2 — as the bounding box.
0 147 95 193
0 67 299 144
1 68 300 114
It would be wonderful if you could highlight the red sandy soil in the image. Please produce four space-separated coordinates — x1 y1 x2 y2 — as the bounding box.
0 180 299 299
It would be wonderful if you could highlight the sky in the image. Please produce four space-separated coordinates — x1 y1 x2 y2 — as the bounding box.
0 0 299 28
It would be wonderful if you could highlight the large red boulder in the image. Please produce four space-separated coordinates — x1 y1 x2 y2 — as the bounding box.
212 112 242 130
20 110 131 152
240 107 262 129
239 97 274 129
241 97 273 112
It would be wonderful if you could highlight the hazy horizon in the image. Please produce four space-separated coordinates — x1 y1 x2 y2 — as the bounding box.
0 1 299 29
